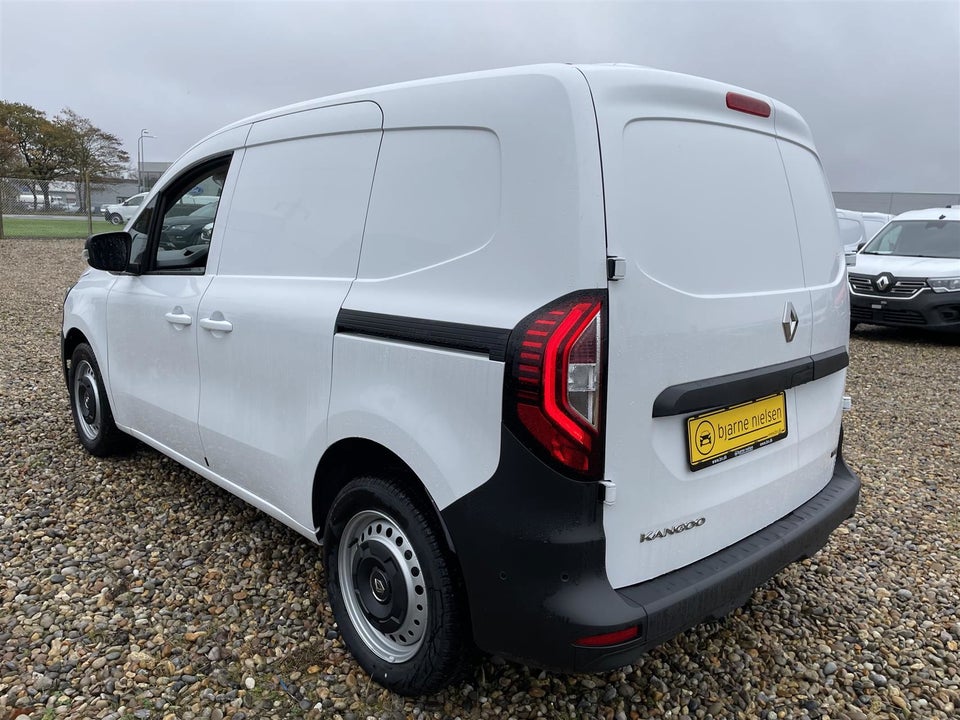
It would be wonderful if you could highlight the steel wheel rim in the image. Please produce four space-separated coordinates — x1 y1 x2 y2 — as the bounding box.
73 360 101 441
338 509 428 663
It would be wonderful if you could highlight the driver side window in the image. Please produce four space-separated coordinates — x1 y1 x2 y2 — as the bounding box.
148 157 231 274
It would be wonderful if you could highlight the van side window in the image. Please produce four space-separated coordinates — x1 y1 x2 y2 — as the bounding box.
148 157 231 274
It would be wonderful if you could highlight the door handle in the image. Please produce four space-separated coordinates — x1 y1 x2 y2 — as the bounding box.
164 308 192 326
199 316 233 333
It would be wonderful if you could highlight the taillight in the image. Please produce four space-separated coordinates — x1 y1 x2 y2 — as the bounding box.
505 291 606 479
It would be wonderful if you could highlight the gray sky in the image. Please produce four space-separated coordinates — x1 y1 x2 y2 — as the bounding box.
1 0 958 192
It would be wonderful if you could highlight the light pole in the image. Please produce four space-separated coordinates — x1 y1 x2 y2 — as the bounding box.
137 129 156 192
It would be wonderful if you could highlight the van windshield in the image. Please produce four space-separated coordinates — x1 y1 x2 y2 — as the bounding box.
861 220 960 259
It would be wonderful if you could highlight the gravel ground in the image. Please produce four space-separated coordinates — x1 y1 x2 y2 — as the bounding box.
1 237 958 720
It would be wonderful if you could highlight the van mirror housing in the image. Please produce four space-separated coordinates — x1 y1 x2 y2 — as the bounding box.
85 232 132 272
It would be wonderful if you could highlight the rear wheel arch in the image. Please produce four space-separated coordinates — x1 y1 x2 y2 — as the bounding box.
311 438 456 553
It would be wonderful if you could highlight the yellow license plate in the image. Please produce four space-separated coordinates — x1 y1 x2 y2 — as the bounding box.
686 392 787 471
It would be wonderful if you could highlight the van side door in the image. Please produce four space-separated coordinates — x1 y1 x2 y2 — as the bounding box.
196 102 383 528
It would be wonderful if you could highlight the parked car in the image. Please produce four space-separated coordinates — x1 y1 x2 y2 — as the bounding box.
836 208 893 253
102 192 148 225
62 64 860 695
159 200 219 249
849 206 960 331
103 192 217 225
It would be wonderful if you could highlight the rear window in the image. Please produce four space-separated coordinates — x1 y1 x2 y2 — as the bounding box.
862 218 887 240
838 218 863 247
862 220 960 259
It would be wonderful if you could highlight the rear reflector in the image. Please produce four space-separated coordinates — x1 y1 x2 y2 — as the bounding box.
574 626 639 647
726 91 771 118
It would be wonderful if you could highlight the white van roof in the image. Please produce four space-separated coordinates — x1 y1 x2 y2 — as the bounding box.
186 63 817 157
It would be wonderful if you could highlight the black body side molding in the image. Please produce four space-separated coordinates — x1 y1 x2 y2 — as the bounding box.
335 309 511 362
652 347 849 417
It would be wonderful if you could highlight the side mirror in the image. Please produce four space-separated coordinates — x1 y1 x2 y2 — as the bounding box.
856 242 866 252
85 232 132 272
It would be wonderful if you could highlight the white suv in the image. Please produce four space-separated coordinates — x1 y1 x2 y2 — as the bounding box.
62 64 860 695
849 206 960 331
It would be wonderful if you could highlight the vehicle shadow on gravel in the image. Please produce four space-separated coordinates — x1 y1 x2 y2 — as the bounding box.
851 324 960 347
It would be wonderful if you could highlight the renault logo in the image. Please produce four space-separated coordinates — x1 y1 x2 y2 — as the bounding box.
782 302 799 343
875 274 893 292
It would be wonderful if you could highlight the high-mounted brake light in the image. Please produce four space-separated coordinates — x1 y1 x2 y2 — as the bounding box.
505 291 606 479
726 91 771 118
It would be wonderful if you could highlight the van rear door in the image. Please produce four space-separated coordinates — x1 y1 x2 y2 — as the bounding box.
578 66 846 589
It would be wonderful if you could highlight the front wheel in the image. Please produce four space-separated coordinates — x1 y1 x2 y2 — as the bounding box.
324 475 471 695
68 343 128 456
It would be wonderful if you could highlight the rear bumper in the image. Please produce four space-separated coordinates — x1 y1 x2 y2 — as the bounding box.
442 427 860 672
850 289 960 330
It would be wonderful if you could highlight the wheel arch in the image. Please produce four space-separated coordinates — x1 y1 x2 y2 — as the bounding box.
312 437 457 554
62 327 90 388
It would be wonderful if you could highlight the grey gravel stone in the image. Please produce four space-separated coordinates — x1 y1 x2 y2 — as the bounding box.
1 239 958 719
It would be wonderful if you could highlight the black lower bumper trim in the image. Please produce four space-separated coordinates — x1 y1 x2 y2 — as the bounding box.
442 427 860 673
605 452 859 666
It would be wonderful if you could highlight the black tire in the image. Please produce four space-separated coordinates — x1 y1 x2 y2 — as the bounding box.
109 213 123 225
324 475 471 695
68 343 128 456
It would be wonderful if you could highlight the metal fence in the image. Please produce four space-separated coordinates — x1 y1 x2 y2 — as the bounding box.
3 176 957 239
0 177 140 238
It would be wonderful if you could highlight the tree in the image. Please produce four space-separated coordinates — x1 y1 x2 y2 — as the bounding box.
0 101 72 211
55 108 130 233
0 125 24 239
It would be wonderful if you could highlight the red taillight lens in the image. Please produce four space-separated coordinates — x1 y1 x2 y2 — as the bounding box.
574 626 639 647
725 91 771 118
505 291 606 479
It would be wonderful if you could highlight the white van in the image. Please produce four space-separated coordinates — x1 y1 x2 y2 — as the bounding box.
61 64 860 695
836 208 893 253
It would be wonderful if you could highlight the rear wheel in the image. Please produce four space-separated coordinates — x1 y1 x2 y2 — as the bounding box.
324 475 470 695
68 343 128 456
109 213 123 225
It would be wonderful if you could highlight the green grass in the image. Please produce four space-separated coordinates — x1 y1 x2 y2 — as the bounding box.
1 216 113 238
